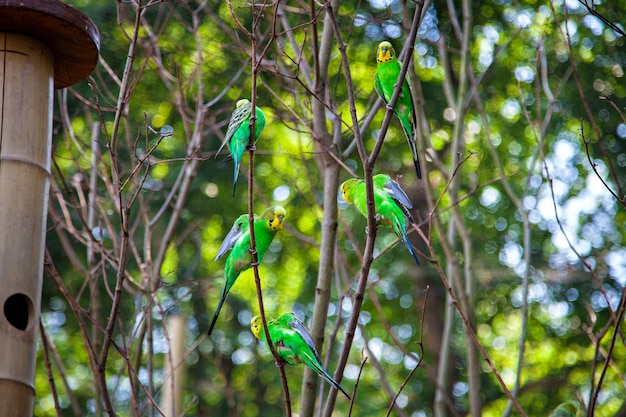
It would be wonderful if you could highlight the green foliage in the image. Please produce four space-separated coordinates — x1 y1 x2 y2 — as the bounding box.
36 0 626 416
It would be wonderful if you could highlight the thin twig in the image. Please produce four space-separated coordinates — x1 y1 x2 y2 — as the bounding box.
385 286 428 417
40 322 63 417
346 351 367 417
238 1 292 415
550 0 624 198
414 226 529 417
588 289 626 412
321 2 426 415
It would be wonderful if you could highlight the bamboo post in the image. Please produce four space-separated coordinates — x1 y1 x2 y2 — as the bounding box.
0 1 99 415
160 315 187 417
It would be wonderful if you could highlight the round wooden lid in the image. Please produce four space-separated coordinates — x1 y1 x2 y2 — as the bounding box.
0 0 100 89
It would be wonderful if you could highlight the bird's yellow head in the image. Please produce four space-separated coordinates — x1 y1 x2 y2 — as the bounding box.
263 206 286 231
377 41 395 63
340 179 358 204
250 316 262 339
236 98 250 108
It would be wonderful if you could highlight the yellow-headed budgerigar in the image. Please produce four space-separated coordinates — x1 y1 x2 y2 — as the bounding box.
207 206 286 335
341 174 419 265
374 41 421 179
251 313 351 399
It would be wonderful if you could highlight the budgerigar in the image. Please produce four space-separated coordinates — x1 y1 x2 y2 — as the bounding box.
251 313 351 399
374 41 421 179
341 174 419 265
208 206 285 335
216 99 266 196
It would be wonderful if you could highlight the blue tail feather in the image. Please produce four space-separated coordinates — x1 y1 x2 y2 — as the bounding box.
399 222 420 266
232 159 240 197
318 365 351 399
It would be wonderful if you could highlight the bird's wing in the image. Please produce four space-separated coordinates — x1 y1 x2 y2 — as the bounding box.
216 102 252 156
383 177 415 223
398 61 418 128
384 177 413 210
374 71 386 102
214 215 248 261
288 315 319 358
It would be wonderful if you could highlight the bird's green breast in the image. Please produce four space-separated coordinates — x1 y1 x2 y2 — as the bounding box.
376 60 401 90
253 220 279 262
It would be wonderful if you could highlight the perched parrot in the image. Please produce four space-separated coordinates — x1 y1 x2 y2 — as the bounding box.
251 313 351 399
216 99 266 196
340 174 419 265
207 206 286 335
374 41 421 180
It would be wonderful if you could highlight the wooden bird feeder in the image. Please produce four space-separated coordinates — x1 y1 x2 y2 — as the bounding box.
0 0 99 415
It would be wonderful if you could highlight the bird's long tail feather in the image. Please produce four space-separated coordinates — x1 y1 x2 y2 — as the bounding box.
207 290 228 336
404 128 421 180
397 220 420 266
318 366 351 399
231 159 240 197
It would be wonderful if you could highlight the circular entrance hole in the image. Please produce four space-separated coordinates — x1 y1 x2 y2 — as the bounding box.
4 293 33 331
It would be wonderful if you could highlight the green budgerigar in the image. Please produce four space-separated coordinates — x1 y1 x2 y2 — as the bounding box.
251 313 351 399
374 41 421 179
207 206 286 335
216 99 266 196
341 174 419 265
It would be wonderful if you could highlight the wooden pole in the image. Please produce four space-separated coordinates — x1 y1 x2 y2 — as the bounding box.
160 315 187 417
0 2 99 415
